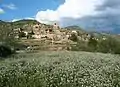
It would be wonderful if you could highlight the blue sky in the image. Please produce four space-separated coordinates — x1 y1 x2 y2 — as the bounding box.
0 0 120 33
0 0 64 21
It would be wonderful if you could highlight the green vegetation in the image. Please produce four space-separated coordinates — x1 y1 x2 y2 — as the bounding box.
11 19 39 28
65 25 85 33
69 33 78 42
0 45 13 57
1 19 120 55
0 21 21 57
71 36 120 54
0 51 120 87
97 37 120 54
1 20 120 87
0 24 15 57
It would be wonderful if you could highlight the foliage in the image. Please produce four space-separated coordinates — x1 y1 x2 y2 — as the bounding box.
0 23 20 57
0 45 13 58
71 40 88 51
0 24 13 42
18 32 26 38
0 51 120 87
88 36 97 47
65 26 85 33
97 37 120 54
69 33 78 42
71 36 120 54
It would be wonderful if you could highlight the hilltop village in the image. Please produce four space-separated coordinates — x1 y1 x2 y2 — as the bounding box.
10 21 107 51
12 22 93 51
0 19 111 53
13 22 91 42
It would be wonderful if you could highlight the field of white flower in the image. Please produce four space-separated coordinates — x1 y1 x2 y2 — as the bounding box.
0 51 120 87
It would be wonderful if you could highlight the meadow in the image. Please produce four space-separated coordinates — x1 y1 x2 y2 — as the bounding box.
0 51 120 87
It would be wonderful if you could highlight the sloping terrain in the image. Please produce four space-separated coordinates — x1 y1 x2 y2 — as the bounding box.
1 19 120 52
0 20 80 51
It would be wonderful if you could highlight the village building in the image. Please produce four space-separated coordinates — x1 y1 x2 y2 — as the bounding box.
13 22 92 44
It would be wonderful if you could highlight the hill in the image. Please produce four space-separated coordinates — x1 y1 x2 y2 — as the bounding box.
65 25 86 32
0 20 78 51
0 19 112 35
0 19 119 35
1 19 120 53
0 19 39 29
11 19 39 26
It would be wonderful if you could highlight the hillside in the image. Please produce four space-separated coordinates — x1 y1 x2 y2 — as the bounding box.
0 20 91 33
1 19 120 53
0 19 119 35
0 19 111 35
0 20 78 51
11 19 39 27
65 25 84 30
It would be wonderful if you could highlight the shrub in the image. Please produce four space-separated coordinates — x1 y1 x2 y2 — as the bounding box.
88 36 98 51
71 35 98 52
97 37 120 54
71 35 120 54
88 36 97 48
0 24 20 55
69 33 78 42
0 45 13 58
71 40 89 51
18 32 26 38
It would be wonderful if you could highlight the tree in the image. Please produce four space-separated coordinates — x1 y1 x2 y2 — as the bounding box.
88 35 98 51
0 45 12 57
0 24 15 44
97 37 120 54
0 23 16 57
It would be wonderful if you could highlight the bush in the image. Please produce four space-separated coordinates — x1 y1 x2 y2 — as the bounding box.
71 35 98 52
88 36 97 48
88 36 98 51
71 36 120 54
69 33 78 42
18 32 26 38
0 45 13 58
97 37 120 54
71 40 90 51
0 24 20 54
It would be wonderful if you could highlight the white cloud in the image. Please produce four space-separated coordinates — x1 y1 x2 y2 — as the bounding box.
3 3 17 10
36 9 59 24
35 0 104 24
0 8 5 14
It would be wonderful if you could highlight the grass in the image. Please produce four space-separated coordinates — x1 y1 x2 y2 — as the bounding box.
0 51 120 87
